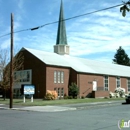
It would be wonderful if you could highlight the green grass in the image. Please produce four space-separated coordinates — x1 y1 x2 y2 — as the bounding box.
0 98 124 106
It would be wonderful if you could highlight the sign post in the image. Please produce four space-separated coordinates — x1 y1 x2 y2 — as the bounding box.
31 95 33 102
23 95 25 103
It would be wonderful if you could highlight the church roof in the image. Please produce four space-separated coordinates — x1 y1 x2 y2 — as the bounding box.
56 0 67 45
22 47 130 77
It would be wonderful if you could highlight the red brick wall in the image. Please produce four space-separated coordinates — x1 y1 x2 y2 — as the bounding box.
121 77 127 93
109 77 128 93
78 74 129 98
78 74 104 97
22 50 46 98
19 50 130 98
46 66 70 96
109 76 116 92
92 91 109 98
69 69 77 84
78 74 92 97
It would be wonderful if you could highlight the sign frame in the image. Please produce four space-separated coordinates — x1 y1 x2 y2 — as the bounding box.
21 84 35 95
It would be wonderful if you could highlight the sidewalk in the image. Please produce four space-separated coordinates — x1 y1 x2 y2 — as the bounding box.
0 100 125 112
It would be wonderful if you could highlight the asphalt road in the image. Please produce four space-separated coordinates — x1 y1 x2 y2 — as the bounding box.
0 103 129 130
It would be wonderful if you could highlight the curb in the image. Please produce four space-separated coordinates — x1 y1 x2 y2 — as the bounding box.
0 100 125 112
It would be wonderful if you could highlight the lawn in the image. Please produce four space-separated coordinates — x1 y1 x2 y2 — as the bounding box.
0 97 125 106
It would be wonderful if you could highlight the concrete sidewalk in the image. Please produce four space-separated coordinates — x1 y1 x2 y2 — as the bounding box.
0 100 125 112
0 104 77 112
12 106 77 112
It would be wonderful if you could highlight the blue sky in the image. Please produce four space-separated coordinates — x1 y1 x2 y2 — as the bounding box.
0 0 130 63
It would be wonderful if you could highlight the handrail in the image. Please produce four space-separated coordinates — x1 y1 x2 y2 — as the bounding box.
82 88 90 94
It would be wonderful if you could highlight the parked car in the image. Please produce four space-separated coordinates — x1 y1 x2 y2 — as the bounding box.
126 94 130 103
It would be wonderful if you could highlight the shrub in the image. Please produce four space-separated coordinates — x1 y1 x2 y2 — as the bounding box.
64 93 68 99
68 96 73 99
69 82 79 98
64 96 68 99
44 90 58 100
59 96 64 100
104 97 109 99
81 96 85 99
74 96 78 99
109 87 126 98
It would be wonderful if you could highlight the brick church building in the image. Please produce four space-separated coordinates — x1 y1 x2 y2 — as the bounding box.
13 0 130 98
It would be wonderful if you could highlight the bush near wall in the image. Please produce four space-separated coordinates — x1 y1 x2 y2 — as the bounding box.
44 90 58 100
69 82 79 98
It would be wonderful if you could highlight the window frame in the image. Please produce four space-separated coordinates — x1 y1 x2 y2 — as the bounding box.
57 71 61 83
61 71 64 83
116 77 121 88
61 88 64 97
104 75 109 91
127 78 130 92
54 71 64 84
54 71 57 83
58 88 60 97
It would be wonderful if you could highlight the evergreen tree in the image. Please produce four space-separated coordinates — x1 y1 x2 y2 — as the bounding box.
120 1 130 17
113 46 130 66
69 82 79 98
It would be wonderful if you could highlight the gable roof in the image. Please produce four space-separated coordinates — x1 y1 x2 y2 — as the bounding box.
21 47 130 77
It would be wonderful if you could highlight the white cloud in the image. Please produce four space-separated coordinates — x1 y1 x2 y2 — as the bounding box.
64 2 130 60
0 0 129 63
47 0 60 16
17 0 24 9
14 21 21 30
0 38 10 49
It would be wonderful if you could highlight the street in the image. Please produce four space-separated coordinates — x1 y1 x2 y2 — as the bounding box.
0 103 129 130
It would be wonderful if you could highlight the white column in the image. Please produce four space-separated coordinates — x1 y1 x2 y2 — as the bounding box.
23 95 25 103
31 95 33 102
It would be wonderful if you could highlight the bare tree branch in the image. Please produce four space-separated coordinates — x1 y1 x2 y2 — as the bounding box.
0 47 24 99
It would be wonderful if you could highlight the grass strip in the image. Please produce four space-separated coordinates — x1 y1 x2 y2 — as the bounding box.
0 98 124 106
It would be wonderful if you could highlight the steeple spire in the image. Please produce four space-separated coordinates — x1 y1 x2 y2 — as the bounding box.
54 0 70 55
56 0 67 45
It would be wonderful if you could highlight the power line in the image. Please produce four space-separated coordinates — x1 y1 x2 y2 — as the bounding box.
0 33 11 38
0 3 124 38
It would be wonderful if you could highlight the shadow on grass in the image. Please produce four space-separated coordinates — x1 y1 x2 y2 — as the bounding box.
14 101 23 103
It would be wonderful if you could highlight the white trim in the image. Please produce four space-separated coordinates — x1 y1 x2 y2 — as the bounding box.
104 75 109 91
127 78 130 92
61 71 64 83
54 71 57 83
93 81 97 91
58 88 60 97
61 88 64 97
116 77 121 88
54 71 64 84
58 71 60 83
14 69 32 89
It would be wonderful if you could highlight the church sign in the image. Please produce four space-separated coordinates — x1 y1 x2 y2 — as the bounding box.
23 85 35 95
21 84 35 95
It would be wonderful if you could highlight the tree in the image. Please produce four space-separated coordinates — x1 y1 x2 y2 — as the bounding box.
69 82 79 98
120 1 130 17
0 47 24 100
0 48 9 100
113 46 130 66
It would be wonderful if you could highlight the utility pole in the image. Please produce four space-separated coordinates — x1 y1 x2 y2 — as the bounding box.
10 13 14 108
